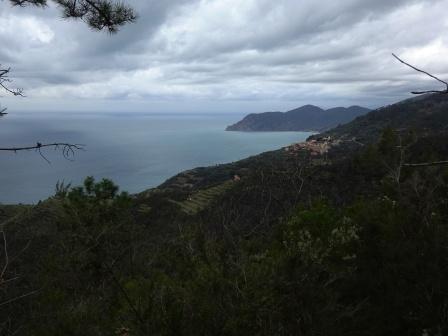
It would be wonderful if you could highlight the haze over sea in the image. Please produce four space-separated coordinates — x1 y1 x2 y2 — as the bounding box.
0 112 312 204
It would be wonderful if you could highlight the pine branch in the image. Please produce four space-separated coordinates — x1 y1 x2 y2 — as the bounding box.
9 0 137 33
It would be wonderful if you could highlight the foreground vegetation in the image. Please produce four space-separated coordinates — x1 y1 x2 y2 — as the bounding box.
2 94 448 335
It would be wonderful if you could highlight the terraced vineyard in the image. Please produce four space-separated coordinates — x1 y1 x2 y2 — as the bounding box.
174 180 235 215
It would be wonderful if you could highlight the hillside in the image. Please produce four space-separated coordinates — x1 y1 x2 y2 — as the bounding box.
226 104 370 132
2 94 448 335
313 93 448 142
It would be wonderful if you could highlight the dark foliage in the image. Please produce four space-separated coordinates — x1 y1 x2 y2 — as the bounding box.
8 0 136 32
226 105 370 132
2 94 448 334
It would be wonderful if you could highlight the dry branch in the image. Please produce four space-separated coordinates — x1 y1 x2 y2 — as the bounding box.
0 67 24 97
392 53 448 95
1 67 85 162
404 161 448 167
0 231 8 284
0 143 85 163
0 289 40 308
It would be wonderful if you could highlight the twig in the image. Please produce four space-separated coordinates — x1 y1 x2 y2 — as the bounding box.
392 53 448 94
0 231 8 281
8 240 31 267
0 289 40 308
103 262 147 333
404 160 448 167
0 143 85 163
0 67 24 97
411 90 448 95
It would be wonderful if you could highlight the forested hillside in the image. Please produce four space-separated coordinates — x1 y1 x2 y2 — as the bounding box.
2 94 448 335
226 105 370 132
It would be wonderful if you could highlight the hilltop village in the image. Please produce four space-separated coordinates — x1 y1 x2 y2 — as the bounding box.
285 136 341 156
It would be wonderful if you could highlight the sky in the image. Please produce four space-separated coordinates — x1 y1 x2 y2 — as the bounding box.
1 0 448 114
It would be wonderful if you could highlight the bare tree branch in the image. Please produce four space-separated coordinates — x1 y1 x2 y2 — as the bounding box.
0 231 8 283
1 66 85 162
392 53 448 94
0 143 85 163
103 262 147 332
0 289 40 308
0 67 24 97
404 161 448 167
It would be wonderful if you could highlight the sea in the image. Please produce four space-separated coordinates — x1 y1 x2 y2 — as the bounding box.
0 112 312 204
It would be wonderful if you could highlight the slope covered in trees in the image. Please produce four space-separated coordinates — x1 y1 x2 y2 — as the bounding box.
226 105 370 132
2 94 448 335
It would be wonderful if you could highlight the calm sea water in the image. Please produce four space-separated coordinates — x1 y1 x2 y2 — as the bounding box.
0 112 312 204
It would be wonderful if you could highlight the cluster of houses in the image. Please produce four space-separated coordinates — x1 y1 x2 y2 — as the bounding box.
284 136 340 157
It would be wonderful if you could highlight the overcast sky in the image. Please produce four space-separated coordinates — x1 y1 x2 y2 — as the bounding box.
1 0 448 113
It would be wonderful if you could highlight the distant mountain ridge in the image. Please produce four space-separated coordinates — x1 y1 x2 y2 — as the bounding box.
226 104 370 132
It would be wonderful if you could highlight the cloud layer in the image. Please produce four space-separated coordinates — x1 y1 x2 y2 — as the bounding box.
1 0 447 112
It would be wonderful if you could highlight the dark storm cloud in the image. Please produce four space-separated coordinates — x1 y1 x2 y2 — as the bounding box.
1 0 447 111
153 0 423 61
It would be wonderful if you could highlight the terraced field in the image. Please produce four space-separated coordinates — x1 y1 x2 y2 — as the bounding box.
174 180 235 215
